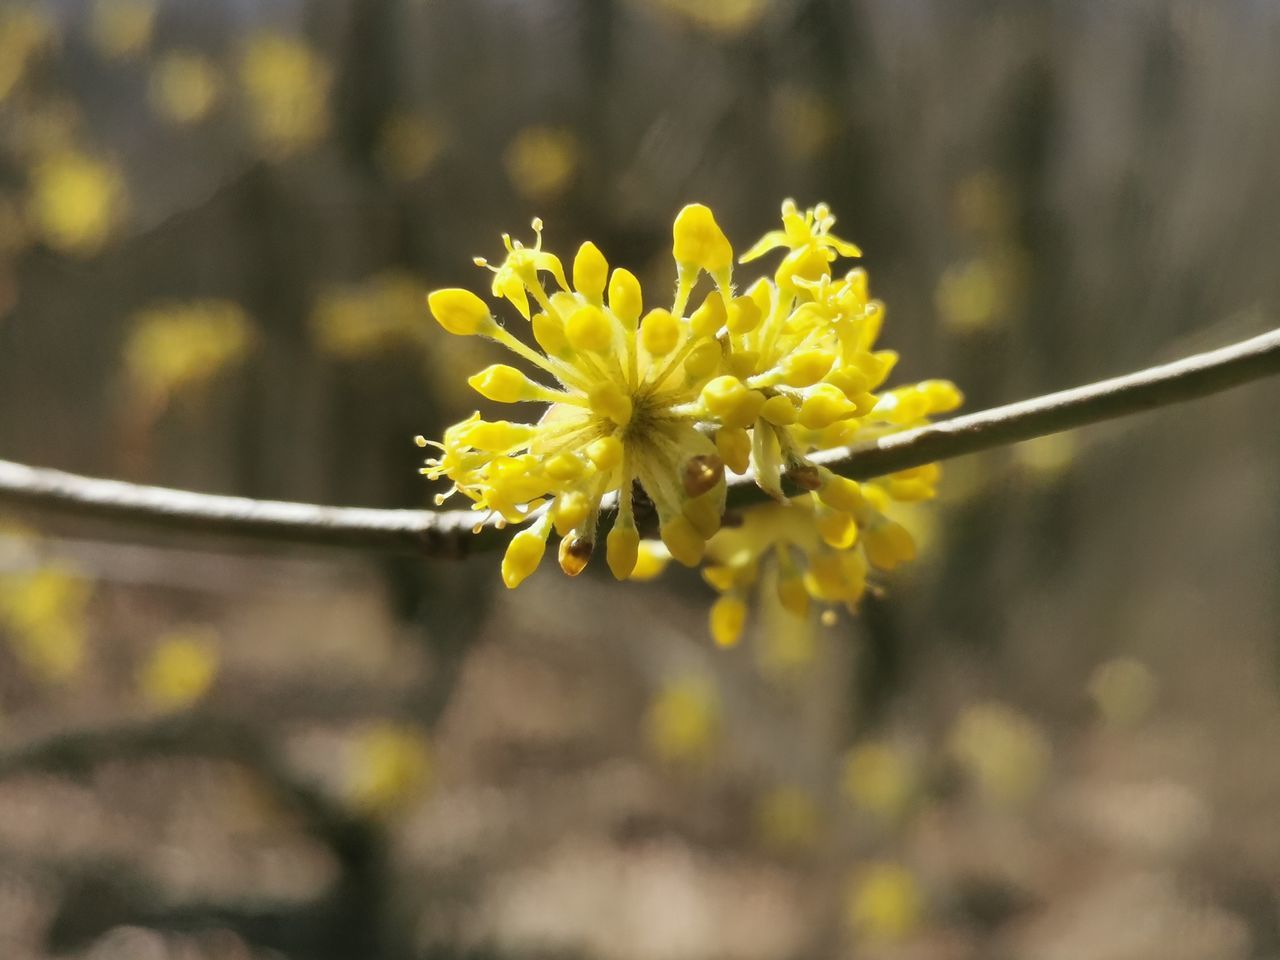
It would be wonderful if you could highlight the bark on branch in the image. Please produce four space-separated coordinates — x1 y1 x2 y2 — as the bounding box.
1 328 1277 555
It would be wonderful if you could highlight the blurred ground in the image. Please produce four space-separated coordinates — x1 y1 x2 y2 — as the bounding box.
1 0 1279 958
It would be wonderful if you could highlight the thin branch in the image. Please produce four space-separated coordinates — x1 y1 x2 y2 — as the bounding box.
1 328 1277 554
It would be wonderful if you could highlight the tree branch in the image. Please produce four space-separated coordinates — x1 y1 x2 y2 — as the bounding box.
1 328 1277 554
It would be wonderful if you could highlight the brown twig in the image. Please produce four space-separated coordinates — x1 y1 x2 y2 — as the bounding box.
1 328 1277 554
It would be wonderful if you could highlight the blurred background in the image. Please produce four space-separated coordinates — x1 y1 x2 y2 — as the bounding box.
1 0 1279 957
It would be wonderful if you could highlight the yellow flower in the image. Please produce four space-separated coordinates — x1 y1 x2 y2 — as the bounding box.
124 300 253 402
504 126 578 202
0 564 91 683
138 628 219 710
645 675 721 765
648 0 771 34
149 51 221 126
0 4 56 102
1089 657 1157 728
740 198 862 289
346 723 432 815
88 0 156 62
419 201 961 603
755 785 822 851
846 863 923 943
376 113 443 183
311 272 429 357
421 212 737 583
27 150 126 256
950 701 1050 807
240 33 330 157
842 741 915 820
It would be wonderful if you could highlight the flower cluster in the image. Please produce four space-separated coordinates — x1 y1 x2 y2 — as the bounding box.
419 201 961 626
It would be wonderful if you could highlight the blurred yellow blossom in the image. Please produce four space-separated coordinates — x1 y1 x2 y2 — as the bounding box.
1014 430 1078 478
842 741 914 820
376 113 444 183
0 4 56 102
755 569 819 675
88 0 156 61
312 272 430 358
0 564 91 683
27 150 126 256
937 173 1028 332
645 675 721 765
755 785 821 852
627 541 672 582
124 300 253 403
935 250 1028 333
649 0 771 33
1089 657 1157 727
346 723 432 815
846 863 923 943
240 33 331 158
950 701 1050 807
953 171 1017 239
771 85 837 160
149 51 222 125
138 628 219 710
503 126 579 203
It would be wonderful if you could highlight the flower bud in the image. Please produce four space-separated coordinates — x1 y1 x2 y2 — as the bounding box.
427 288 493 336
673 203 733 276
759 394 797 426
629 541 671 581
459 419 536 451
501 527 547 588
817 473 865 513
684 340 723 380
798 383 857 429
710 595 746 648
588 382 632 426
726 295 762 335
660 515 705 566
779 350 835 387
640 308 679 356
566 304 613 353
585 435 624 471
777 574 810 617
682 491 722 539
531 311 569 358
573 241 608 302
863 521 915 571
468 364 538 403
701 375 765 429
552 490 591 536
816 508 858 549
606 523 640 580
608 267 643 328
715 427 751 474
689 292 726 338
